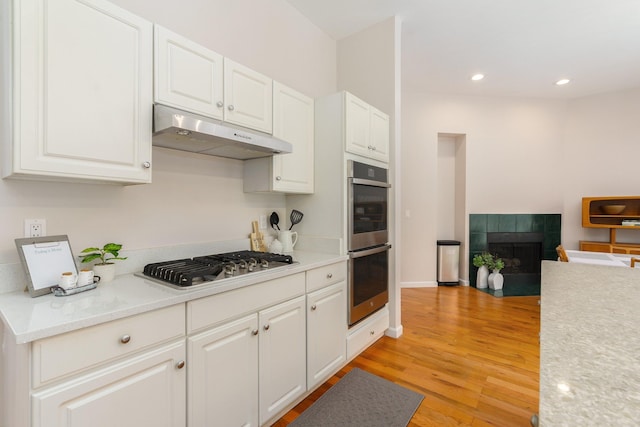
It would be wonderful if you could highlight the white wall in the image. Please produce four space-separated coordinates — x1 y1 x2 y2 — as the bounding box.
401 91 567 285
0 0 336 263
562 88 640 249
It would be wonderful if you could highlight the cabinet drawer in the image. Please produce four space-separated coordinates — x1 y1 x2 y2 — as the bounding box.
346 307 388 361
306 262 347 293
187 272 305 333
32 304 185 388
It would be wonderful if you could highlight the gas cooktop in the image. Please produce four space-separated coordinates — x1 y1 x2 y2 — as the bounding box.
139 250 296 289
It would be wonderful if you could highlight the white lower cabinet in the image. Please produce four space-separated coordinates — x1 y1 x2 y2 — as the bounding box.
188 314 259 427
186 274 306 426
258 295 306 424
32 340 186 427
28 305 187 427
306 281 347 389
346 306 389 361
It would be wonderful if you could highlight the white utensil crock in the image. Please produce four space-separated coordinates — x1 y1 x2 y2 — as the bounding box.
278 231 298 253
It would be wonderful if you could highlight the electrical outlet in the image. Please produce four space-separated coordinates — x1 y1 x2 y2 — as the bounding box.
24 219 46 237
259 215 267 230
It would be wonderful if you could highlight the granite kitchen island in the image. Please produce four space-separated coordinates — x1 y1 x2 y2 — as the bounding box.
540 260 640 426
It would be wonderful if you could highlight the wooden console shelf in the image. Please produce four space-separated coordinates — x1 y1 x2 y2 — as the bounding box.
580 196 640 254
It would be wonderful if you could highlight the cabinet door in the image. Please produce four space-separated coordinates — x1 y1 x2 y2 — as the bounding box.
345 92 371 157
10 0 152 184
224 59 273 133
307 281 347 389
154 25 224 120
272 82 314 193
32 341 186 427
369 106 390 163
188 314 259 427
259 295 306 425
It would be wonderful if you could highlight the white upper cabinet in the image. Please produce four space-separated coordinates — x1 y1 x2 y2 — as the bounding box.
3 0 153 184
154 25 224 120
369 105 390 162
243 81 314 194
345 92 390 163
153 28 273 135
224 59 273 133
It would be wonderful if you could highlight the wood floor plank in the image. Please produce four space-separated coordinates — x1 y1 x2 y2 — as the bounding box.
272 286 540 426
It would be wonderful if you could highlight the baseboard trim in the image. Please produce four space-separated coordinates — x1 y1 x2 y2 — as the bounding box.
385 325 403 338
401 281 437 288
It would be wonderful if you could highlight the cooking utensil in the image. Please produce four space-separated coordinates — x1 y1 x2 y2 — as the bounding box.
289 209 304 230
270 212 280 230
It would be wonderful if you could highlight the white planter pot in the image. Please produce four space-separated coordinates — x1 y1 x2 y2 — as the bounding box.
476 265 489 289
92 263 115 283
488 269 504 290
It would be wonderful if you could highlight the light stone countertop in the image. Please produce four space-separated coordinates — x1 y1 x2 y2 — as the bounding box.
540 260 640 426
0 250 347 344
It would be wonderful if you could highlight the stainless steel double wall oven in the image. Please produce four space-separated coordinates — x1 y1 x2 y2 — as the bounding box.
347 160 391 326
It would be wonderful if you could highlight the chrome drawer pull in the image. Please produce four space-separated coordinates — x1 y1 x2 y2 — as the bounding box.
311 305 317 311
120 334 131 344
252 329 259 336
176 360 185 369
326 273 333 279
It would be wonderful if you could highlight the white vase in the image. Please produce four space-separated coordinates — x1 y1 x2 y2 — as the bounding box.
489 269 504 290
476 265 489 289
92 263 115 283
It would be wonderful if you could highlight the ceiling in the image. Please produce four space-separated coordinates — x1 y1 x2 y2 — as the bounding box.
285 0 640 99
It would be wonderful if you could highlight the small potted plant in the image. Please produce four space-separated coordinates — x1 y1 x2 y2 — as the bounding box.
80 243 127 283
472 252 493 289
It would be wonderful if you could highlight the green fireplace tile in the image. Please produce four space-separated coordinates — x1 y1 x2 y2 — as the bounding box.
487 215 500 232
532 215 545 232
469 233 487 251
516 214 533 232
545 214 561 232
469 215 487 233
498 215 516 232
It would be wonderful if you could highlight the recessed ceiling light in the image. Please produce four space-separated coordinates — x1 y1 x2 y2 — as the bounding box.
471 74 485 81
556 78 571 86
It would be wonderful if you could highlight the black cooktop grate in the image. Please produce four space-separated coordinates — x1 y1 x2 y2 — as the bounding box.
142 251 294 287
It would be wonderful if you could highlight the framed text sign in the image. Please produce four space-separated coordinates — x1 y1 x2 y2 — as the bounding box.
15 235 78 297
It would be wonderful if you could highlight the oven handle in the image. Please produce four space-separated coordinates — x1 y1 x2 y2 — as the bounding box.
349 177 391 188
349 244 392 259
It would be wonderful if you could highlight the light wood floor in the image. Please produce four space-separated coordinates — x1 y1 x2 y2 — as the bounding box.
274 286 540 426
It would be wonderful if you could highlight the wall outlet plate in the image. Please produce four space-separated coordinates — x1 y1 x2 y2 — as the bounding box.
24 219 46 237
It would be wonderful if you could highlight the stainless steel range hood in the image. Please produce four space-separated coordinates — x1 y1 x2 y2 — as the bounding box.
152 104 292 160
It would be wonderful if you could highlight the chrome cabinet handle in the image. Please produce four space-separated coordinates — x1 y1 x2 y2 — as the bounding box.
252 329 259 336
216 101 223 108
263 324 270 331
176 360 185 369
311 304 317 311
370 330 375 336
326 273 333 279
120 334 131 344
228 105 235 111
142 161 151 169
275 176 282 181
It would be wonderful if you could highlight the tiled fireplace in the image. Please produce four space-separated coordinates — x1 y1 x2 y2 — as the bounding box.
469 214 561 288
